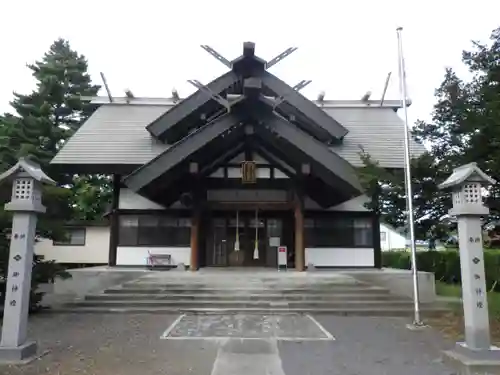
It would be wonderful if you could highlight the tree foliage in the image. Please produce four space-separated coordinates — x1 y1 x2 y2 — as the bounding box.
0 39 108 309
360 26 500 241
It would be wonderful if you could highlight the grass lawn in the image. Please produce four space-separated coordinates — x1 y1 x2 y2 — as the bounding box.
429 281 500 344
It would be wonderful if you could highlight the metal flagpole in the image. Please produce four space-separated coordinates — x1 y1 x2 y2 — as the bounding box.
254 209 260 260
396 26 423 326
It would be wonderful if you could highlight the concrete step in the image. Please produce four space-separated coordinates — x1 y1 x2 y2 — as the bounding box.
104 287 390 295
123 277 362 285
117 283 385 291
70 299 428 309
86 293 399 302
48 306 450 317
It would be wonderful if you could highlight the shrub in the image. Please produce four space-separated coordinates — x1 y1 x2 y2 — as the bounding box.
382 250 500 291
0 252 71 313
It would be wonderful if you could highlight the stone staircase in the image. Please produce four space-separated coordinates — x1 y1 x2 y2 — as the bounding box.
59 270 449 316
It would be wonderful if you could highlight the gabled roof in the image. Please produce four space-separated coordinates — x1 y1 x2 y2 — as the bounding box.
122 95 362 208
51 100 426 173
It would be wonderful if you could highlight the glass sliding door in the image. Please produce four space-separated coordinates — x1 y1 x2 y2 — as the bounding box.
207 218 228 266
205 211 288 268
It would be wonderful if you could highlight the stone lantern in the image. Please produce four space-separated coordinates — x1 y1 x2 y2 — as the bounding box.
0 157 55 364
439 162 500 373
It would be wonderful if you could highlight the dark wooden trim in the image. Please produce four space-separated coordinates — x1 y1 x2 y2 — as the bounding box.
206 201 293 211
200 143 246 177
125 112 244 192
258 95 334 144
252 144 296 177
108 174 121 266
260 71 348 140
117 209 193 216
304 210 373 219
146 71 240 142
204 178 293 190
50 163 140 175
261 111 362 197
117 244 190 248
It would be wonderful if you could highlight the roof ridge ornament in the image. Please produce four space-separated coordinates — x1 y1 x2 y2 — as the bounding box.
199 43 298 71
265 47 298 70
200 45 232 69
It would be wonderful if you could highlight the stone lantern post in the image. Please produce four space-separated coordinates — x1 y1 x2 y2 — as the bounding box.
439 162 500 373
0 158 55 364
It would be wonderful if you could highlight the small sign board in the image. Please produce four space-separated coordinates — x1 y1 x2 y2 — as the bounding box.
269 237 280 247
277 246 287 268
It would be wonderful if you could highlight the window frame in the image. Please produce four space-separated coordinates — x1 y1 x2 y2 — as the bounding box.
53 227 86 246
118 213 191 247
304 214 374 248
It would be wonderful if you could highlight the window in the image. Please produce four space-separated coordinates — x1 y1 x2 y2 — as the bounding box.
118 214 191 247
304 216 373 248
53 228 86 246
380 231 387 242
353 218 372 247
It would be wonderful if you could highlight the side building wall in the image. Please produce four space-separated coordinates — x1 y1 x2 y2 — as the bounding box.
35 226 110 265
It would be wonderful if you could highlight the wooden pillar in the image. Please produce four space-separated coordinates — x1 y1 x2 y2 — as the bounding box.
372 185 382 268
190 208 200 271
294 191 305 272
108 174 120 267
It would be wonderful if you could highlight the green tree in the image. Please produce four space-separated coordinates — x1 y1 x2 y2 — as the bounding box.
0 39 107 309
362 26 500 242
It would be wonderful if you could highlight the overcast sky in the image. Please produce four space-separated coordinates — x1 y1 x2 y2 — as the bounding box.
1 0 499 125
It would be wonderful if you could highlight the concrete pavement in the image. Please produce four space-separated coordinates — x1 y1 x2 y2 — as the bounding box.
0 312 458 375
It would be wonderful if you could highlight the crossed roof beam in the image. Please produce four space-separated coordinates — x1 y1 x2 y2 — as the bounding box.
146 42 348 144
200 43 297 70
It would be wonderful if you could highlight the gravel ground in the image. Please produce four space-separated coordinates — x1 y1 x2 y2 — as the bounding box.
0 313 458 375
0 313 218 375
280 315 457 375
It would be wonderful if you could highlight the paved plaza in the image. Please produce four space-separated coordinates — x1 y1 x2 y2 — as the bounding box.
0 312 458 375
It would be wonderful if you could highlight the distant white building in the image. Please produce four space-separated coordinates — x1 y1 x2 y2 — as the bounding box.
379 223 406 251
35 223 109 265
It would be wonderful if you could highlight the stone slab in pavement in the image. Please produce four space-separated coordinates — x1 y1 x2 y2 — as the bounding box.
164 314 331 340
0 313 458 375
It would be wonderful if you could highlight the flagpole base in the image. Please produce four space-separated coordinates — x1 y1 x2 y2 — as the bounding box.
406 322 428 331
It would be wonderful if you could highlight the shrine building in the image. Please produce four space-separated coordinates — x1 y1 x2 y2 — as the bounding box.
50 42 425 270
